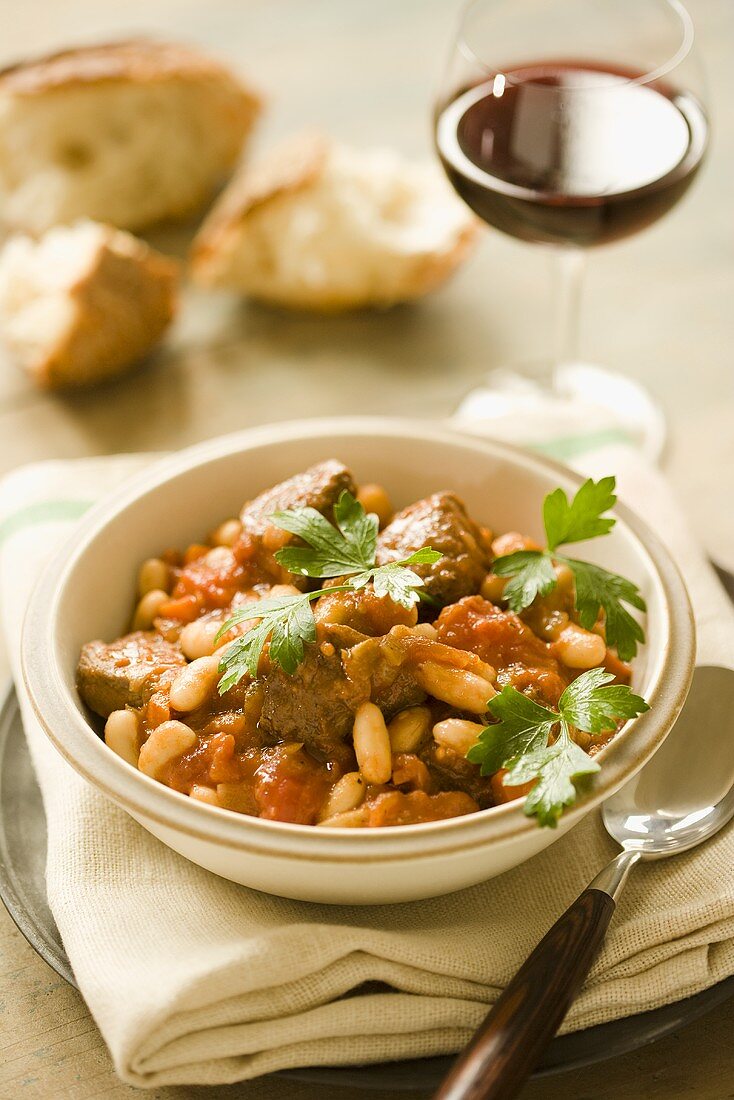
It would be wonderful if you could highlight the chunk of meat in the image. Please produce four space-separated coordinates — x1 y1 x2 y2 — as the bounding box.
341 631 426 717
314 585 417 637
420 742 496 808
377 492 491 605
435 595 572 706
257 627 429 763
258 645 365 765
239 459 356 533
235 460 357 590
77 631 186 718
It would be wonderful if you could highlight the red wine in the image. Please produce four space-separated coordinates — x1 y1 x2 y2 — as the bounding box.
435 61 708 247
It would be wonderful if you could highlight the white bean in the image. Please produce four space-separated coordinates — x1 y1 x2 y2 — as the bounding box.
270 584 301 597
356 483 393 528
319 772 365 821
104 710 140 766
541 610 569 642
138 720 197 779
480 572 507 603
352 701 392 784
204 546 234 568
179 618 221 660
137 557 170 597
414 662 496 714
554 563 575 592
169 655 220 712
132 588 168 630
211 519 242 548
556 624 607 669
433 718 485 756
317 806 369 828
189 784 220 806
491 532 541 556
388 706 431 753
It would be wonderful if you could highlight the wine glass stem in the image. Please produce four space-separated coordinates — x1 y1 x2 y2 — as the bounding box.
553 247 586 369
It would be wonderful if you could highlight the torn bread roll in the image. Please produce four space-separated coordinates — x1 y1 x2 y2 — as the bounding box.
0 220 178 389
190 131 479 311
0 39 261 233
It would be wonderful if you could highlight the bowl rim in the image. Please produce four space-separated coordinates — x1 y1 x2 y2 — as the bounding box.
21 417 695 861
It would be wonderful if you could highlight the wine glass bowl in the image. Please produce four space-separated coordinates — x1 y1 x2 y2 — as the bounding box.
434 0 708 248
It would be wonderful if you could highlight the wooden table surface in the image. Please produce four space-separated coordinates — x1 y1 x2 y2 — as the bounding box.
0 0 732 1097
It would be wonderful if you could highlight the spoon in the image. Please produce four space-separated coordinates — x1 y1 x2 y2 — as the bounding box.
435 665 734 1100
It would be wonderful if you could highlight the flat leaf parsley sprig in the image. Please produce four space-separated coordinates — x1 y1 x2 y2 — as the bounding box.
216 491 440 691
467 669 649 826
492 476 646 661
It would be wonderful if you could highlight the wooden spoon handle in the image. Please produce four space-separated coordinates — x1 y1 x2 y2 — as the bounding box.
434 888 615 1100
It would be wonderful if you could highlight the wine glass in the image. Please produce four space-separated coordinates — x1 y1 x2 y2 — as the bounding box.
434 0 708 457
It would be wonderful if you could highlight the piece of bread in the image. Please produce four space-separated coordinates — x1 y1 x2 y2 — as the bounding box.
0 220 178 389
0 39 262 234
189 131 479 311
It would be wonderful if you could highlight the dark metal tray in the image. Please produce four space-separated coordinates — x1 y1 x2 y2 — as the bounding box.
1 685 733 1091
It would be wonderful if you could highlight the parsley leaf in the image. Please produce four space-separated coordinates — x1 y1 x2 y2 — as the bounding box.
350 548 443 609
543 476 617 551
466 688 559 774
272 490 378 578
488 476 647 660
559 667 649 734
504 732 601 827
466 668 649 826
267 595 318 676
492 550 557 614
333 490 380 568
216 593 314 688
562 558 646 662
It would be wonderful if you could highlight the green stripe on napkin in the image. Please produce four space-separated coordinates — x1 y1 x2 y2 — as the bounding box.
0 500 92 547
528 427 633 462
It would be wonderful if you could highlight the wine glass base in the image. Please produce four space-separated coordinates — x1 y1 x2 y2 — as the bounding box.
454 363 666 465
552 362 666 463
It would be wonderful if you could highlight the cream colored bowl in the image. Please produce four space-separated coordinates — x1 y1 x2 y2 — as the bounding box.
22 419 695 904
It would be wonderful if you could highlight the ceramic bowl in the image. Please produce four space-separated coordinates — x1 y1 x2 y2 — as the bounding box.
21 418 695 904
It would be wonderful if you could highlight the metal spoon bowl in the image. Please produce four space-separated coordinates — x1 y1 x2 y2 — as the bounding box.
604 665 734 859
436 664 734 1100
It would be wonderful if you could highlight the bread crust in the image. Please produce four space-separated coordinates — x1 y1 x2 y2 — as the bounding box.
47 231 178 389
0 38 260 103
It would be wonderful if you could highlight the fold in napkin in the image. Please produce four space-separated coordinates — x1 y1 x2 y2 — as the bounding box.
1 415 733 1088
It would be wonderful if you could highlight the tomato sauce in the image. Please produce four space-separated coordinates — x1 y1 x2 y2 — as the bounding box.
435 596 572 705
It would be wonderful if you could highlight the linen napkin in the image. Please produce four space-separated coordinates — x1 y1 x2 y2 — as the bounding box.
1 426 733 1089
